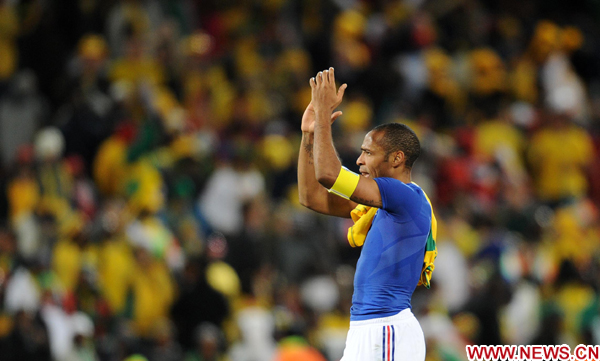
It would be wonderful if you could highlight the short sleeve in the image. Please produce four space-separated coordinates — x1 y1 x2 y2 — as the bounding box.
373 177 421 215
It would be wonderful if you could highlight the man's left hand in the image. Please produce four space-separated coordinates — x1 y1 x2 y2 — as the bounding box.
310 67 347 117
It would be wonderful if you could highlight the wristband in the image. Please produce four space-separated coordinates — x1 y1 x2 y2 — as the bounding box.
328 166 360 199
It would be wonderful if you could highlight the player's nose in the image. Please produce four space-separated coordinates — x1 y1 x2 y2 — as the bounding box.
356 154 364 166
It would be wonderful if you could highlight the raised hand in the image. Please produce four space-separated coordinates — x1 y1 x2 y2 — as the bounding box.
310 67 347 117
301 101 343 133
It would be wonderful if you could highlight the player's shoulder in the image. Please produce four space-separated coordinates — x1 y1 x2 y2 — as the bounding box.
409 182 432 202
407 182 428 202
375 177 423 196
376 177 427 208
407 182 422 191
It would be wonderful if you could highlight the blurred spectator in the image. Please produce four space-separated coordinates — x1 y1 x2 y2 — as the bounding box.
228 303 276 361
0 0 19 87
64 311 98 361
4 265 41 315
273 335 327 361
96 199 135 315
58 34 115 170
185 322 226 361
93 122 136 197
171 259 228 351
129 246 175 337
148 318 183 361
1 309 51 361
51 212 90 294
198 149 265 237
0 70 48 168
527 110 594 205
33 127 74 221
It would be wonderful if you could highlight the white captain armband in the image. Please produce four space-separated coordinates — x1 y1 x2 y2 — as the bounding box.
328 166 360 200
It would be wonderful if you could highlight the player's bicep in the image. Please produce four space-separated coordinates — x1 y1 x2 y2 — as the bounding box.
349 177 382 208
325 194 358 218
304 189 356 218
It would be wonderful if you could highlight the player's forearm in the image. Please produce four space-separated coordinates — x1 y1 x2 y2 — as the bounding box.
298 132 327 207
313 109 342 189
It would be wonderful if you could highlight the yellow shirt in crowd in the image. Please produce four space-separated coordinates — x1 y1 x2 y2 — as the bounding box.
528 125 593 201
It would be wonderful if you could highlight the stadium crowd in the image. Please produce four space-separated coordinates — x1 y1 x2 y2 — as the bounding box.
1 0 600 360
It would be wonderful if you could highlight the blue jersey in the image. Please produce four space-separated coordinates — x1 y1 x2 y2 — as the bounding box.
350 178 432 321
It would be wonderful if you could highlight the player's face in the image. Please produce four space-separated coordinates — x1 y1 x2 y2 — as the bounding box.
356 131 392 178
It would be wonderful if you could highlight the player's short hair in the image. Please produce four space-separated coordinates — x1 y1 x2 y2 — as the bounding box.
372 123 421 169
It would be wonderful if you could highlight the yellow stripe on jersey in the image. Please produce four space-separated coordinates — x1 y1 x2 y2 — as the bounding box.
418 191 437 289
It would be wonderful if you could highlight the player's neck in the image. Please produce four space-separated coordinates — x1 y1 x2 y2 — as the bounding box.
393 168 412 184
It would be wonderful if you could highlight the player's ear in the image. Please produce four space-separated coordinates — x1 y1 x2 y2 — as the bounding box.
391 151 404 168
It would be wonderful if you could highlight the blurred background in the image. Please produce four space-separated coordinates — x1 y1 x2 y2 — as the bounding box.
1 0 600 360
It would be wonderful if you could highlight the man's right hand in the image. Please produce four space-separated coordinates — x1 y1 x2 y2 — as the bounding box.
301 102 343 133
298 78 354 219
